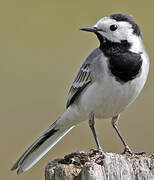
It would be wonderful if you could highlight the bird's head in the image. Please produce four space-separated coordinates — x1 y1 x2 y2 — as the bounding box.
81 13 143 52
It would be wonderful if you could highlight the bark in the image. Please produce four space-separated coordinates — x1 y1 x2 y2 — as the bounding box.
45 150 154 180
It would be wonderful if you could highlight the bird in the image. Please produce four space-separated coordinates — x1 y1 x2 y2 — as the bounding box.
11 13 150 174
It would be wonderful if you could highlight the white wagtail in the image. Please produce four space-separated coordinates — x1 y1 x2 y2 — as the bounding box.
11 13 150 174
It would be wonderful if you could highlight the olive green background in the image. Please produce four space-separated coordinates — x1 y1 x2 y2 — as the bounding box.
1 0 154 179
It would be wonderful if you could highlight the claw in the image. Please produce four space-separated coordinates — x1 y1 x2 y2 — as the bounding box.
98 148 104 155
90 148 104 156
122 146 146 155
122 146 133 155
133 152 146 155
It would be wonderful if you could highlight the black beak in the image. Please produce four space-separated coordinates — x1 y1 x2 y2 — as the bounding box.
80 26 100 33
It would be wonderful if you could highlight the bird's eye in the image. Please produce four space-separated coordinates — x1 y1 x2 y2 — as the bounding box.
110 24 118 31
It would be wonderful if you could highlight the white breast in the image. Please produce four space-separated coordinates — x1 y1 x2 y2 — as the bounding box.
77 51 149 119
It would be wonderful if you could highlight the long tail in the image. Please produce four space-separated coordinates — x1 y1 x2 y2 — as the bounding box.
11 106 81 174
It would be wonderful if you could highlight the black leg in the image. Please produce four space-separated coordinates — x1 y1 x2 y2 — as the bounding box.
89 112 103 153
112 114 145 155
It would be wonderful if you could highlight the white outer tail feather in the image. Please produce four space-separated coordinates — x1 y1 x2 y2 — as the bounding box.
11 106 81 174
18 126 74 174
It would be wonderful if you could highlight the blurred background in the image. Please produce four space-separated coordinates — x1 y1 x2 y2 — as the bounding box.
0 0 154 179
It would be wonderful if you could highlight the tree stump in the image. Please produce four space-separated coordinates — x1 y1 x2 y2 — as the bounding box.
45 150 154 180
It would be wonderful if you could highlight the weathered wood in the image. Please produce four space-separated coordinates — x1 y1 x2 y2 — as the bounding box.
45 150 154 180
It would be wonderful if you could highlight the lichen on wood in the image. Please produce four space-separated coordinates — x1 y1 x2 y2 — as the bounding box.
45 150 154 180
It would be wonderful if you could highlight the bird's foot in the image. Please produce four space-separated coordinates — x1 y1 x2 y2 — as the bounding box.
98 148 104 155
122 146 145 155
90 147 104 156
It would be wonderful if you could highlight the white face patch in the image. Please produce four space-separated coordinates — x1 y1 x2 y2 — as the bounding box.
94 17 135 43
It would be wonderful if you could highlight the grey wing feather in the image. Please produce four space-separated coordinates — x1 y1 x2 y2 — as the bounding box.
66 63 92 108
66 48 103 108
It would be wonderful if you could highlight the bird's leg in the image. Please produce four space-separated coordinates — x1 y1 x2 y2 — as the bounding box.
112 114 145 155
89 112 103 153
112 114 133 154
